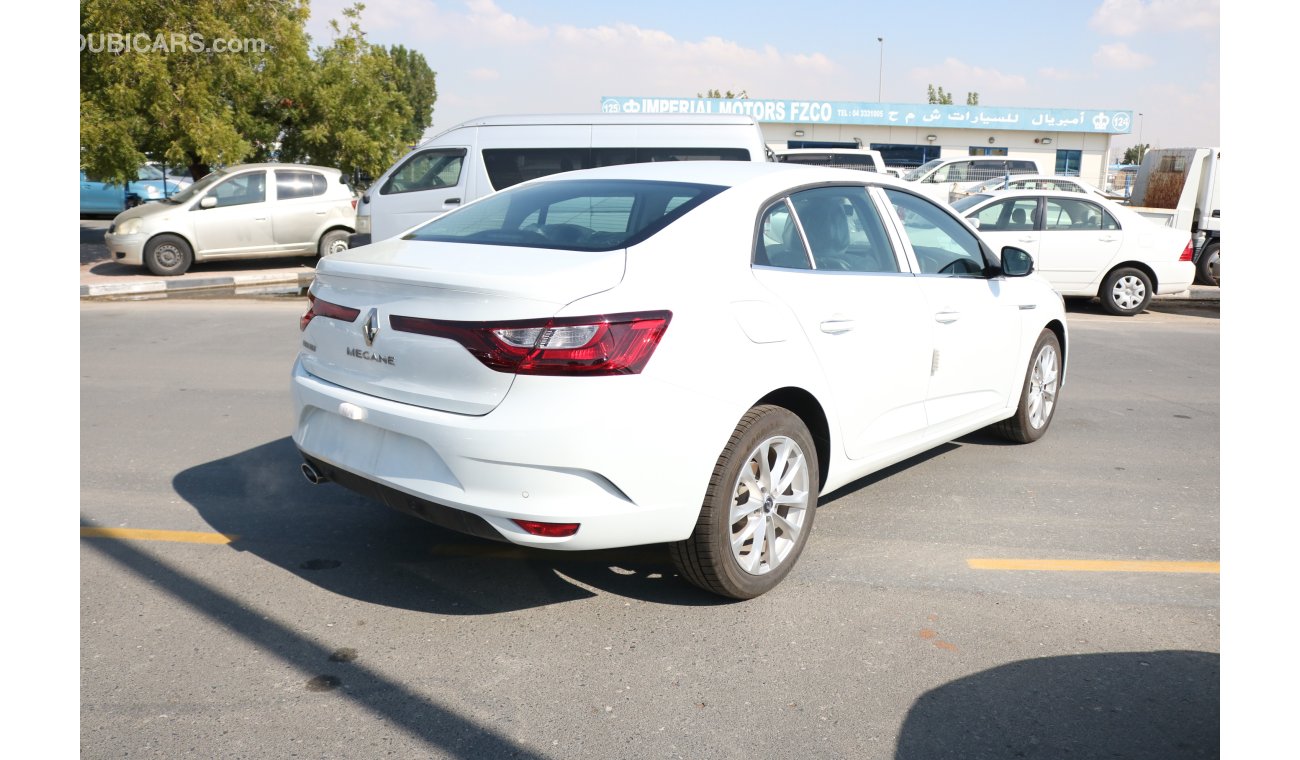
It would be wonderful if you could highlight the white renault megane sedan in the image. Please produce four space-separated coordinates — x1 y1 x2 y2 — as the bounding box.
291 161 1068 599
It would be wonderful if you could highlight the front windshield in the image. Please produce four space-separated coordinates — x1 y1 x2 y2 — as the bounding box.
901 159 943 182
950 194 993 214
166 169 227 204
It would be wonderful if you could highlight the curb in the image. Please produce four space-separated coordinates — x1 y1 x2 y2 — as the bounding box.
81 271 314 299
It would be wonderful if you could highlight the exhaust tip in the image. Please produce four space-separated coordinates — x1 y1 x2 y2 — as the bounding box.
301 462 328 485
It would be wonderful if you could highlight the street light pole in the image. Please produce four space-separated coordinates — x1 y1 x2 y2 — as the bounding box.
877 37 884 101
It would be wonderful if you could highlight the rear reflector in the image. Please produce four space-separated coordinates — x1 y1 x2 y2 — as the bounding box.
1180 240 1195 262
300 294 361 331
390 311 672 376
512 520 581 538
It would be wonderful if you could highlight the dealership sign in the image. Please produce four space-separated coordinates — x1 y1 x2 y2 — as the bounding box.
601 97 1132 134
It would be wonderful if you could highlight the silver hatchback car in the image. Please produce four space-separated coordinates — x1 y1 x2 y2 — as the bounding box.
104 163 357 275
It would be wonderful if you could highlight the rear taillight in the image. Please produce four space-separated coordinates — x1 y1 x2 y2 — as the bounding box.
390 311 672 376
300 294 361 331
1180 240 1195 262
350 198 357 210
512 519 580 537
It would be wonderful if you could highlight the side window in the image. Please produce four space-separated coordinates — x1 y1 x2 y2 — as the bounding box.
381 149 466 195
754 201 811 270
969 198 1038 232
967 162 1005 182
633 148 751 162
1009 161 1038 174
788 186 898 273
884 189 987 276
932 162 967 183
483 148 590 190
275 171 326 201
1045 198 1113 231
210 171 266 208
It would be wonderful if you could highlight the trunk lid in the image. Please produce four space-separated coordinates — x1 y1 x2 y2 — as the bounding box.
300 237 625 415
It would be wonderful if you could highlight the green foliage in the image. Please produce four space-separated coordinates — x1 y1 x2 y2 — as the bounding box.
80 1 439 184
80 0 312 182
698 88 749 99
927 84 953 105
966 92 979 106
1122 143 1150 165
388 44 438 146
277 4 413 179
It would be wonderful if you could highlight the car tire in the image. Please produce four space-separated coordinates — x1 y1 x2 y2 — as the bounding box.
669 405 819 599
318 230 350 258
1195 240 1219 287
1099 267 1152 316
144 234 194 276
993 328 1062 443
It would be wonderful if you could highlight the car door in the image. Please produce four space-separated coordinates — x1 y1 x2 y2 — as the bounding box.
750 186 933 462
190 170 276 256
270 170 328 253
882 188 1023 429
374 147 470 239
1036 196 1124 292
80 170 122 214
963 195 1041 263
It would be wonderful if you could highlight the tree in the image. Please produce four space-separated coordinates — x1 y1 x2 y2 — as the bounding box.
698 88 749 99
927 84 953 105
1122 143 1150 165
966 92 979 106
271 4 414 180
387 44 437 146
80 0 313 182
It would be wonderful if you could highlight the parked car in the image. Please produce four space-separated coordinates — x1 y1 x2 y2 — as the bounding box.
80 165 191 215
771 147 889 173
103 163 357 276
352 112 770 247
949 174 1108 204
952 189 1194 316
291 161 1068 599
900 157 1041 204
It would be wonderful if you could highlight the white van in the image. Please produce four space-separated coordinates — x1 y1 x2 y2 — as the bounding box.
352 113 771 245
770 147 890 174
900 156 1042 204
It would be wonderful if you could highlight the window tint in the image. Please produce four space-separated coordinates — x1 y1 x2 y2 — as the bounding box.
210 171 266 208
1044 198 1118 231
777 153 879 171
381 149 466 195
884 189 987 276
276 170 327 200
787 187 898 272
484 147 751 191
755 201 811 269
931 162 971 183
1008 161 1038 173
404 179 724 251
969 198 1038 232
967 161 1012 182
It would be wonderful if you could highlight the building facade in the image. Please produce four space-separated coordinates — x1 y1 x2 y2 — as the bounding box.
601 96 1134 186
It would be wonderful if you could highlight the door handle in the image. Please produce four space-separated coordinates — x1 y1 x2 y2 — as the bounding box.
445 198 461 205
1017 236 1037 243
1098 235 1119 242
934 311 960 324
819 319 856 334
254 217 268 222
314 210 326 215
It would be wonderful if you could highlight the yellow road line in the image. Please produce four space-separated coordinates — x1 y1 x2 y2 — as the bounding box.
968 558 1219 574
80 527 237 545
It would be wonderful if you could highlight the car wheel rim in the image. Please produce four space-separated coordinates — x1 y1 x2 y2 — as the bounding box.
1027 343 1059 429
1111 275 1146 310
729 435 810 576
1207 251 1220 283
327 239 348 255
155 244 181 268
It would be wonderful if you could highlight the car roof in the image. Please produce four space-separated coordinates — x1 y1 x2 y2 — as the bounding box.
772 148 880 155
216 162 342 175
437 113 760 130
512 159 915 193
960 188 1131 212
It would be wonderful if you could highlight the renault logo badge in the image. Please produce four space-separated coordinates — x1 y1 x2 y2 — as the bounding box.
363 308 380 346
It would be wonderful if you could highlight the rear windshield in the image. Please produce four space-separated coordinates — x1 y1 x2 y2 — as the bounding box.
403 179 726 251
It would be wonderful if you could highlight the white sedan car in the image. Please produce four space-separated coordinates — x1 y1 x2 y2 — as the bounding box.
952 189 1195 316
949 174 1109 204
291 161 1068 599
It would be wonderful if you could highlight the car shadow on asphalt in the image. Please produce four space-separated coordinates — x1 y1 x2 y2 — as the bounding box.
173 437 732 613
893 650 1219 759
85 257 318 278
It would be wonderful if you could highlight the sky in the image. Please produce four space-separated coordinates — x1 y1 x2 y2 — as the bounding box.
303 0 1221 150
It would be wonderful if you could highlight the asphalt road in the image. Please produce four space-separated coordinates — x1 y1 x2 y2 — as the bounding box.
80 298 1219 759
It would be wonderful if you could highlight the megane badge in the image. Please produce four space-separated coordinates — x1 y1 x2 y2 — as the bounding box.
363 308 380 346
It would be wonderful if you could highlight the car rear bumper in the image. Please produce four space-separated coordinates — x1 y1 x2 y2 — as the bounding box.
289 357 731 551
103 232 146 266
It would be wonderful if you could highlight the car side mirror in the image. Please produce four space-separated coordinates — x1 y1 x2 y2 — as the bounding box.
199 196 217 209
967 218 981 229
1000 246 1034 277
